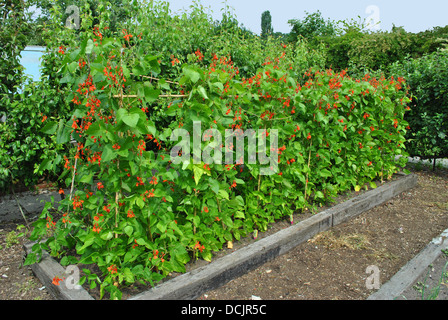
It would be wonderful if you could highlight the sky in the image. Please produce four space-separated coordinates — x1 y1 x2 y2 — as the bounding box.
20 47 46 81
162 0 448 35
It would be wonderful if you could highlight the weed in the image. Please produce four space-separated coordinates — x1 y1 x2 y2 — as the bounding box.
5 225 26 248
413 257 448 300
309 231 370 250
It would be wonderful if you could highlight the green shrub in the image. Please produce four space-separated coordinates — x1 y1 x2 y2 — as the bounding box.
389 51 448 159
292 11 448 72
0 78 70 190
287 10 337 43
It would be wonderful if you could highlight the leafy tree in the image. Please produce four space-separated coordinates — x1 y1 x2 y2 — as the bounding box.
261 10 273 39
0 0 74 191
30 0 133 34
389 51 448 162
321 24 448 72
287 10 337 42
0 0 30 98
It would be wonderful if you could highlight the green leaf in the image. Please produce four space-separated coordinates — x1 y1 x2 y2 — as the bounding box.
192 164 210 185
79 173 94 184
192 215 200 227
122 113 139 128
315 191 325 199
101 144 117 162
234 211 245 219
184 66 200 84
146 119 156 135
234 178 245 185
123 267 135 283
77 233 95 253
136 197 145 209
37 159 52 173
197 86 208 99
100 231 113 241
121 181 131 193
85 121 104 137
171 243 190 265
213 82 224 91
124 225 133 237
24 252 37 266
56 119 71 144
59 73 72 84
136 238 150 247
122 65 130 79
144 87 160 103
85 39 94 54
116 108 127 123
40 121 58 134
208 178 219 194
218 189 229 200
129 161 138 176
201 250 212 262
68 61 78 73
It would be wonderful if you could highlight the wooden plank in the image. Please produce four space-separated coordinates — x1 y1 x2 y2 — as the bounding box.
23 242 94 300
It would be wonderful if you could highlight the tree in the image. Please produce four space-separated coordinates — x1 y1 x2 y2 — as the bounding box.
30 0 133 34
261 10 273 39
287 10 336 42
0 0 30 97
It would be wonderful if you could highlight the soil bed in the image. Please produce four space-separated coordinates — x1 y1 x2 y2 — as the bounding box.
1 165 447 300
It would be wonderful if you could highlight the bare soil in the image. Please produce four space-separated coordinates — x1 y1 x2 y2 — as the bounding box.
1 164 447 300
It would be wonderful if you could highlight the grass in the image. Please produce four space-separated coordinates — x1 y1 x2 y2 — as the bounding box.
5 231 20 248
309 230 398 261
309 231 370 250
3 225 26 248
413 249 448 300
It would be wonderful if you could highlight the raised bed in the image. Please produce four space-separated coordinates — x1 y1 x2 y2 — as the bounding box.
23 172 417 300
368 227 448 300
0 190 63 223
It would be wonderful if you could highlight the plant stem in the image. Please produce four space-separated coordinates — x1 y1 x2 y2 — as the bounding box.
113 94 188 98
67 111 84 214
304 140 313 210
9 181 30 230
69 156 78 202
129 73 179 85
115 191 119 238
148 215 153 242
193 206 197 235
216 196 225 230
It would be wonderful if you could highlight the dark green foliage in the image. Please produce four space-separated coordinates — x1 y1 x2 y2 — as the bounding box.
287 11 337 43
389 51 448 160
261 10 273 39
286 11 448 72
33 0 133 33
0 0 29 97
